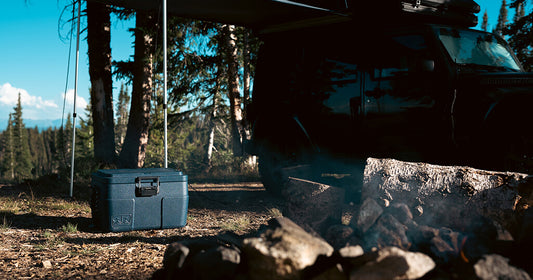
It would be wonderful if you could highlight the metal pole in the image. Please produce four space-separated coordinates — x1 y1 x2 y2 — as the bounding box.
163 0 168 168
70 0 81 197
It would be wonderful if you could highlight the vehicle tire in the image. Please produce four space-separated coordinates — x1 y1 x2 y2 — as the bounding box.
258 149 314 196
258 154 286 196
501 133 533 174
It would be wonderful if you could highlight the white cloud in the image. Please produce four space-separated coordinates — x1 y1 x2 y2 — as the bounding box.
0 83 90 120
0 83 58 109
63 89 89 110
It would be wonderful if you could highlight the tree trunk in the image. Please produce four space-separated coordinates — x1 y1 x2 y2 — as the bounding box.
222 24 245 156
87 1 116 166
243 29 251 122
119 11 154 168
204 68 222 171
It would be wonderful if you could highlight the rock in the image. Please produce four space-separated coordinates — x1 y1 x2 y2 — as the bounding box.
386 203 413 225
163 242 190 271
190 245 241 280
339 245 364 258
242 217 334 280
352 198 383 234
349 247 435 280
310 263 346 280
283 177 345 234
408 224 439 243
364 214 409 250
429 235 456 264
324 224 355 250
41 260 52 269
161 239 229 280
518 208 533 250
515 208 533 272
474 254 531 280
363 157 531 235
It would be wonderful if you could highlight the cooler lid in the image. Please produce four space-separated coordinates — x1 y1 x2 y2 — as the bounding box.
92 168 187 184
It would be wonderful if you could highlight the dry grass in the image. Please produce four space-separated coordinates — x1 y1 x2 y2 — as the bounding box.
35 230 65 250
221 215 252 232
60 222 78 233
267 207 283 218
0 195 90 216
0 215 11 231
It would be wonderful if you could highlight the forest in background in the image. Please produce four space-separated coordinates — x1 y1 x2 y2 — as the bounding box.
0 0 532 186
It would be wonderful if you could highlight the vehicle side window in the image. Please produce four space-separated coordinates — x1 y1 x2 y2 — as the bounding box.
364 33 437 114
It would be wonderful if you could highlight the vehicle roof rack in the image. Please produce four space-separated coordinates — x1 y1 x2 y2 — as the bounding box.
348 0 480 27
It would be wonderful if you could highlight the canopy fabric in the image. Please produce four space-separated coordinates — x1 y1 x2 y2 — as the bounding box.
87 0 348 30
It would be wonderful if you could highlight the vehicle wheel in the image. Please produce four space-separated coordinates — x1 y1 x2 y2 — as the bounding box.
502 133 533 174
258 154 286 196
258 150 313 196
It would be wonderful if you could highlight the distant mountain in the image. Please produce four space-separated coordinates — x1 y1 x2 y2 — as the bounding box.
0 119 64 131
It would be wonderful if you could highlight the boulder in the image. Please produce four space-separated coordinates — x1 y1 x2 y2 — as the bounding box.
474 254 531 280
283 177 345 234
242 217 334 280
190 245 241 280
324 224 356 250
349 246 435 280
160 239 238 280
364 214 410 250
352 198 383 234
363 157 531 235
386 203 413 225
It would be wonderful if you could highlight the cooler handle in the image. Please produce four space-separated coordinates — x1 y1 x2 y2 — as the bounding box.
135 176 160 197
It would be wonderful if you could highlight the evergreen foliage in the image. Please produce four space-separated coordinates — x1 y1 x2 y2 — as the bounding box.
495 0 509 36
5 2 533 184
12 93 33 180
482 10 489 31
1 114 15 179
115 83 130 150
506 0 533 71
0 13 260 183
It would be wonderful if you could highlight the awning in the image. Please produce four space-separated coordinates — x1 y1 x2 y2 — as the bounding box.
87 0 349 31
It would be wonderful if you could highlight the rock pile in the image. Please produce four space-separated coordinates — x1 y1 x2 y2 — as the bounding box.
152 158 533 280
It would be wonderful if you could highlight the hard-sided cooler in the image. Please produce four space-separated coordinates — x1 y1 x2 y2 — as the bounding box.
91 168 188 232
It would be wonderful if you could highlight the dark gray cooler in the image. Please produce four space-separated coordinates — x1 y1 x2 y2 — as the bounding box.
91 168 188 232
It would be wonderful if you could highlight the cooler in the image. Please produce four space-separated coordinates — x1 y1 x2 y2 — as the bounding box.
90 168 188 232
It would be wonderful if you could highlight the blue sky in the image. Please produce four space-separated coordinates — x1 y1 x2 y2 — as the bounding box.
0 0 134 122
0 0 523 122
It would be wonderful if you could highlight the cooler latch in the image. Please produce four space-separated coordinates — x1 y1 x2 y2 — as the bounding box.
135 176 160 197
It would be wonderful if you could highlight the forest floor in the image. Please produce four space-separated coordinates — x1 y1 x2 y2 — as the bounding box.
0 181 284 279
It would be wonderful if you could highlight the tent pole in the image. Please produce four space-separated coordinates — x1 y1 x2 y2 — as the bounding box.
70 0 81 197
163 0 168 168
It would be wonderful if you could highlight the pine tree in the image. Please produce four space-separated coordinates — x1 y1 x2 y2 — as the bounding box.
2 114 15 179
12 93 33 180
87 0 116 166
221 24 245 157
506 0 532 70
115 83 130 149
118 10 156 168
481 10 489 31
495 0 508 36
77 105 94 159
55 115 73 177
40 127 55 175
518 2 525 18
27 126 44 177
513 1 524 22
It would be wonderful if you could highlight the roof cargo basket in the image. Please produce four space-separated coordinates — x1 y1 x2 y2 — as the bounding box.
349 0 480 27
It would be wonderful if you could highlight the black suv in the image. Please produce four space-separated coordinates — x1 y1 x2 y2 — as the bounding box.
247 18 533 194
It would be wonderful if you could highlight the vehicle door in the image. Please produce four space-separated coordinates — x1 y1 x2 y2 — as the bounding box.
358 30 449 160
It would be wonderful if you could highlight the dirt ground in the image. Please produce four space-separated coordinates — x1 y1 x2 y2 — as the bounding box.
0 182 284 279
